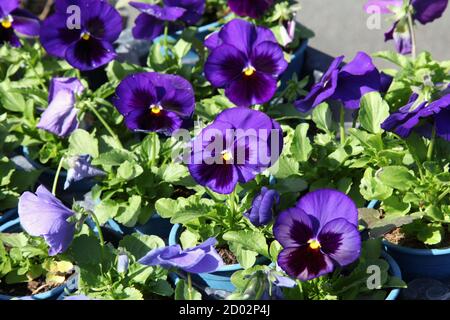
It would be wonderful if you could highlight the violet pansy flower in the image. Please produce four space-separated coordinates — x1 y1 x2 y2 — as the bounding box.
113 72 195 135
365 0 448 55
138 238 224 274
64 155 105 190
294 52 381 113
244 187 280 227
381 93 450 141
164 0 206 25
37 77 84 138
40 0 122 71
274 189 361 281
204 19 288 107
0 0 40 47
227 0 274 19
188 108 283 194
18 185 76 256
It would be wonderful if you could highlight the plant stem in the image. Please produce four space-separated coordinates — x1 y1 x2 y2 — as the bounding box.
407 12 417 59
164 22 169 57
187 273 193 300
339 106 346 145
52 157 64 196
87 103 123 149
90 212 104 247
438 189 450 202
427 125 436 161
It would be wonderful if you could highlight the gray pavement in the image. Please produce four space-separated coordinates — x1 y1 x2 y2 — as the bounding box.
297 0 450 67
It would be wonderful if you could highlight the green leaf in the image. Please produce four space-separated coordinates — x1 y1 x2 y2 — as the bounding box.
160 163 189 183
378 166 416 191
67 129 99 157
173 39 192 59
115 195 142 227
229 242 257 269
175 279 202 300
117 161 143 180
223 230 269 257
92 149 134 167
359 92 390 134
94 199 119 225
291 123 312 162
417 225 443 245
312 102 332 132
0 233 28 248
70 234 103 266
119 233 165 259
155 198 177 219
0 85 27 112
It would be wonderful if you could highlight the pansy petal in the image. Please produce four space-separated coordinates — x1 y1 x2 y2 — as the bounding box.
132 13 165 41
204 44 247 87
0 26 20 46
319 218 361 267
81 0 123 42
0 0 19 16
45 222 76 256
273 207 315 248
412 0 448 24
296 189 358 228
228 0 274 19
11 10 40 37
435 108 450 141
251 41 288 76
188 162 239 194
40 14 81 58
65 38 116 71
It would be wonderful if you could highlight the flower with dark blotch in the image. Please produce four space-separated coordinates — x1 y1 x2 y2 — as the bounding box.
18 185 76 256
113 72 195 135
0 0 40 47
274 189 361 281
204 19 288 107
381 93 450 141
64 155 105 190
227 0 274 19
244 187 280 227
188 108 283 194
40 0 122 71
365 0 448 55
138 238 224 273
294 52 381 113
164 0 206 25
37 77 85 137
131 2 185 41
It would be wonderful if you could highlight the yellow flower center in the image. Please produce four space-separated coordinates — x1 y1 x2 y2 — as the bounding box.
150 104 163 115
243 66 256 77
221 150 233 162
81 32 91 41
1 16 13 29
308 239 321 250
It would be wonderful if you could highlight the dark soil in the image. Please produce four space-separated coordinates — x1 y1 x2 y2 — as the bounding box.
384 227 450 250
172 186 196 199
218 247 238 265
0 276 62 297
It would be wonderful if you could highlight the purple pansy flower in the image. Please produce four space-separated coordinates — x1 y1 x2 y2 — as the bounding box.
64 155 105 190
37 77 84 137
40 0 122 71
138 238 224 274
131 2 185 41
365 0 448 54
227 0 274 19
113 72 195 135
274 189 361 281
18 185 76 256
164 0 206 25
381 93 450 141
204 19 288 107
295 52 381 112
188 108 283 194
0 0 40 47
244 187 280 227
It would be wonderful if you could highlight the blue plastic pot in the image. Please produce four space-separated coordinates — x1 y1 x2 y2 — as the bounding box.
279 39 309 89
368 200 450 282
107 214 173 240
0 218 68 300
169 224 269 293
0 208 18 227
382 251 402 300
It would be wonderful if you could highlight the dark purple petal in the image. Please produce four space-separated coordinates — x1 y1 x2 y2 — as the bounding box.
273 207 315 248
251 41 288 76
331 51 381 109
65 38 117 71
385 20 412 55
125 109 183 134
11 9 40 37
40 14 81 58
277 246 334 281
225 71 278 107
132 13 165 41
294 56 344 113
318 218 361 267
204 44 247 87
412 0 448 24
189 162 239 194
296 189 359 229
380 71 393 93
245 187 280 226
130 2 186 21
81 0 122 42
0 25 20 46
204 31 221 50
228 0 274 19
436 108 450 141
163 0 206 24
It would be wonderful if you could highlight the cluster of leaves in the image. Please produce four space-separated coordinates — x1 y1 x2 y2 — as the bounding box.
0 232 73 289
